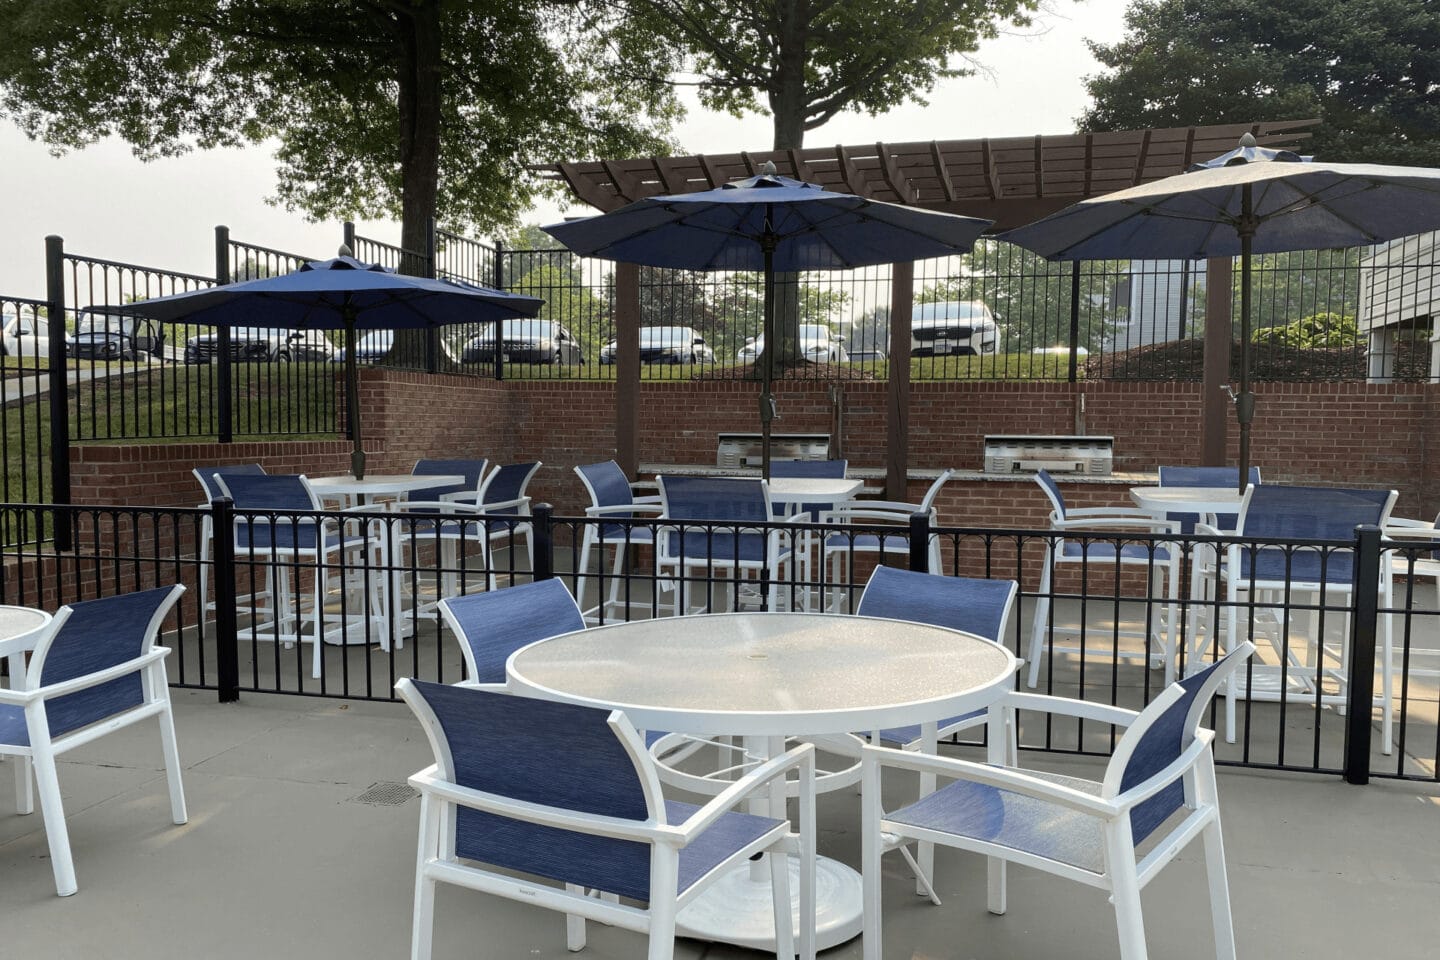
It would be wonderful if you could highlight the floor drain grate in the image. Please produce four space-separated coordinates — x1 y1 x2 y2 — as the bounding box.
353 782 417 806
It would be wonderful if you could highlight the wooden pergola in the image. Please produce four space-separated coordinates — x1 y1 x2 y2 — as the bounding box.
538 120 1319 491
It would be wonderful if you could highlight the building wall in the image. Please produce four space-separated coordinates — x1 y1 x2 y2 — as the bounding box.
70 371 1440 519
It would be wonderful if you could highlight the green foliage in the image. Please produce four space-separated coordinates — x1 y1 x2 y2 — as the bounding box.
1252 312 1360 348
633 0 1039 147
0 1 680 240
1081 0 1440 166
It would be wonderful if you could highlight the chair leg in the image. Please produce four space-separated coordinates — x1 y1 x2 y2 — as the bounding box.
156 688 188 825
1105 823 1148 960
198 516 212 617
311 559 326 680
1200 795 1237 959
14 754 33 814
411 795 439 960
1027 552 1055 688
30 737 78 896
646 848 680 960
768 848 795 960
564 884 588 951
575 532 596 616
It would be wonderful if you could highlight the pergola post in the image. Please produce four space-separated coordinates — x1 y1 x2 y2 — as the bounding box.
887 262 914 500
1201 256 1233 466
614 262 641 477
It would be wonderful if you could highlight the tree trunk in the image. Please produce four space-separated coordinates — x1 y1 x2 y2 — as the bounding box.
762 0 809 371
391 2 445 366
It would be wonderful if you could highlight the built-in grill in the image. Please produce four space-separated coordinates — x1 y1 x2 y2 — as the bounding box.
717 433 831 469
983 435 1114 475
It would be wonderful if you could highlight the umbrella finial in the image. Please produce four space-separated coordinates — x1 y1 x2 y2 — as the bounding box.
1238 132 1258 148
338 243 354 258
758 160 777 176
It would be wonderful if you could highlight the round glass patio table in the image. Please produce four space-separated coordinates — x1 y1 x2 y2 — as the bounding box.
506 611 1018 951
0 605 53 684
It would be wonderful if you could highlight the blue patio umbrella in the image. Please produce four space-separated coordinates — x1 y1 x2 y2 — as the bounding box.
119 254 544 479
999 134 1440 490
543 163 992 478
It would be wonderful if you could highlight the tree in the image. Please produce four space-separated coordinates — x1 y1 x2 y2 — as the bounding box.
1080 0 1440 166
631 0 1038 150
0 0 680 271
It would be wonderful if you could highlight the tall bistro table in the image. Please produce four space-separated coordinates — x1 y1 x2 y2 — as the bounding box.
507 611 1018 951
302 473 466 645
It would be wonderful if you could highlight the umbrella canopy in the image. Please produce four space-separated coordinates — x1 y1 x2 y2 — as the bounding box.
999 134 1440 490
543 166 992 477
120 255 543 478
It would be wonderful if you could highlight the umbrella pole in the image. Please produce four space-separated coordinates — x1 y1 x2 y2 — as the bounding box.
345 313 365 480
760 220 778 482
1236 185 1257 494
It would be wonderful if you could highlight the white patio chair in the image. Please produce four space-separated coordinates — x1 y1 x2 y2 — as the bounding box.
573 460 663 623
656 475 799 615
215 472 387 678
0 585 188 896
819 468 955 612
852 565 1019 896
475 461 543 582
860 642 1255 960
1028 469 1180 688
1196 483 1397 750
438 577 584 688
409 457 490 504
396 677 817 960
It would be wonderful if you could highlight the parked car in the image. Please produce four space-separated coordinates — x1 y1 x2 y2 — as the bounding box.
0 309 50 360
460 319 585 365
332 330 461 365
598 325 715 365
735 323 847 364
910 301 998 356
68 308 166 361
184 327 333 364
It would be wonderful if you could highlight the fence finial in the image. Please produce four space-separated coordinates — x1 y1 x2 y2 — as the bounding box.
338 243 354 258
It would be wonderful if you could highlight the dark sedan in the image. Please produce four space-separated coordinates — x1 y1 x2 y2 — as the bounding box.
461 320 585 365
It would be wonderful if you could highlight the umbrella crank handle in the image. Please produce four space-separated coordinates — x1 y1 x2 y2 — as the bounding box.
1220 384 1256 424
759 394 780 423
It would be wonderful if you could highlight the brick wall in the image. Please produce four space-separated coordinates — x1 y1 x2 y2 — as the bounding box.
67 371 1440 519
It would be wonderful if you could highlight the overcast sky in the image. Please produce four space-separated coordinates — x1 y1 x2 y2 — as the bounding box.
0 0 1131 296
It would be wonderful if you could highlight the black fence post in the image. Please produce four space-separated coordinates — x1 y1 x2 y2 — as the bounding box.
44 235 73 550
908 510 931 574
342 220 356 255
211 496 241 703
213 226 233 444
531 503 554 582
1067 262 1082 383
1343 524 1382 785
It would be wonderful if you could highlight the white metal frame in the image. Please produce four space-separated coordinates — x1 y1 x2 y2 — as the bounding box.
396 678 817 960
573 464 665 623
0 585 188 896
860 642 1254 960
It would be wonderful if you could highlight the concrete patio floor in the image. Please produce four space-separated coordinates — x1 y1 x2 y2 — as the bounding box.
4 684 1439 960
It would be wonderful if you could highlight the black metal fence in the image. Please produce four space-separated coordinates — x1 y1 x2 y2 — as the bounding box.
1 498 1433 785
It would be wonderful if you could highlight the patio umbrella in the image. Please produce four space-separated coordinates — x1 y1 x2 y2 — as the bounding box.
118 254 543 479
542 163 992 478
999 134 1440 491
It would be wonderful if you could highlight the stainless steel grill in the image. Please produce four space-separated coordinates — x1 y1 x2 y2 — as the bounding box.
983 435 1114 475
717 433 831 469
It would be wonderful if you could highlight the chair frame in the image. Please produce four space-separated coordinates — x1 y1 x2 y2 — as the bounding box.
860 642 1255 960
192 463 271 621
215 472 388 678
573 461 664 623
819 469 956 612
1195 483 1397 751
1 585 188 896
1028 469 1180 688
474 461 543 584
396 677 818 960
656 476 799 616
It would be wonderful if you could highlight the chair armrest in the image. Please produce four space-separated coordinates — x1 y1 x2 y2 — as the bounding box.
1108 731 1214 812
1053 516 1178 535
1066 506 1161 519
861 744 1116 817
408 766 667 843
670 741 816 842
6 647 172 702
631 493 663 505
829 499 923 514
585 503 665 517
477 496 532 514
997 690 1142 728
